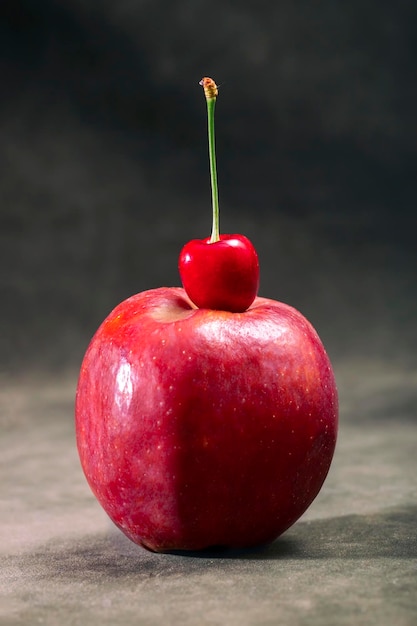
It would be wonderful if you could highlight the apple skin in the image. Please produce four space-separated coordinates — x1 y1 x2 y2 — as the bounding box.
75 287 338 552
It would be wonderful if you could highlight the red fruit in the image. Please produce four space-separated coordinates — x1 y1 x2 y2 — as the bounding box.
179 234 260 312
75 287 338 553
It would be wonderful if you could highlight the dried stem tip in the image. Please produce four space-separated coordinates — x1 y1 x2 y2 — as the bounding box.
199 77 218 100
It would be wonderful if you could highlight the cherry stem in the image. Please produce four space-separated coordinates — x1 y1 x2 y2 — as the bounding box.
207 98 220 243
200 78 220 243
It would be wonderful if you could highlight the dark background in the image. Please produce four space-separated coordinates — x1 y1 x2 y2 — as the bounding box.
1 0 416 375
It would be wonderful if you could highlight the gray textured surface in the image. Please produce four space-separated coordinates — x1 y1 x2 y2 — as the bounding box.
1 363 416 625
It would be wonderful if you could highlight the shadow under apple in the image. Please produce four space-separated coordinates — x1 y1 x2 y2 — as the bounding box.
11 504 416 587
166 504 417 560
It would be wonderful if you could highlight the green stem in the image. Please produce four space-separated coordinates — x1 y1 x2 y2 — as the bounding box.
207 98 220 243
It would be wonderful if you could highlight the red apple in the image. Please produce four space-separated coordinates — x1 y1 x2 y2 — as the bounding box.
75 286 338 552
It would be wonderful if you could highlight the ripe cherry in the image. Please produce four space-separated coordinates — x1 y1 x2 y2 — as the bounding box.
179 234 259 312
179 78 260 312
